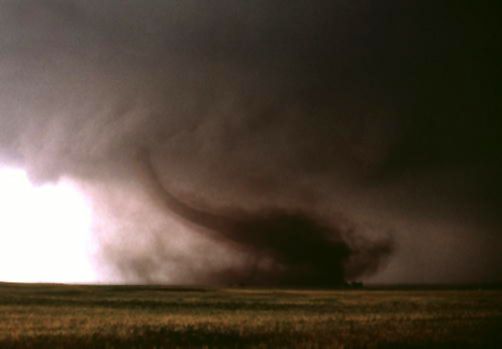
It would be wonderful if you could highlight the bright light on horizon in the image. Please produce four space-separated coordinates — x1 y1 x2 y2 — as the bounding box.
0 166 98 283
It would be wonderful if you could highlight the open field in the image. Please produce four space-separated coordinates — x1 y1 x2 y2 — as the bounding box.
0 283 501 348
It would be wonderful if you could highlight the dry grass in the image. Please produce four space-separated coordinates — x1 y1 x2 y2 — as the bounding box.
0 283 501 348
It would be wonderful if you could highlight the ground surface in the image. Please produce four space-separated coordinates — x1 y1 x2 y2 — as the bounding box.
0 283 501 348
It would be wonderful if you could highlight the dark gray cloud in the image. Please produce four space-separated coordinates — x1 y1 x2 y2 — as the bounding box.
0 0 500 284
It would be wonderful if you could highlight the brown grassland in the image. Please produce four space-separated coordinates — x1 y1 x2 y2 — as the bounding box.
0 283 500 348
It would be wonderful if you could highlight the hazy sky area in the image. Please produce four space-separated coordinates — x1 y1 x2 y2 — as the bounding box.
0 1 500 285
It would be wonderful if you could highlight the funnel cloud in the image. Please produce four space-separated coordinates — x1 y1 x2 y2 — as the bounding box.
132 149 393 286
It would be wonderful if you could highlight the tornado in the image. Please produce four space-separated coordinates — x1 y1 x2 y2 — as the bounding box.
134 149 393 286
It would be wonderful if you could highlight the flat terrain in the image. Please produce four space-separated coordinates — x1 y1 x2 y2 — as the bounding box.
0 283 500 348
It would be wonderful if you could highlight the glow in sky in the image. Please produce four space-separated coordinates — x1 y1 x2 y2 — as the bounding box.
0 167 97 283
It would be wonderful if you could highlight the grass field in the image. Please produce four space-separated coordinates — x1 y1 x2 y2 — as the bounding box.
0 283 501 348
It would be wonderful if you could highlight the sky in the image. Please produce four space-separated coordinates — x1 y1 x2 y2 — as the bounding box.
0 1 500 285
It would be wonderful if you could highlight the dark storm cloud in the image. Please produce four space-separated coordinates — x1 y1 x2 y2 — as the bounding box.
0 0 500 284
